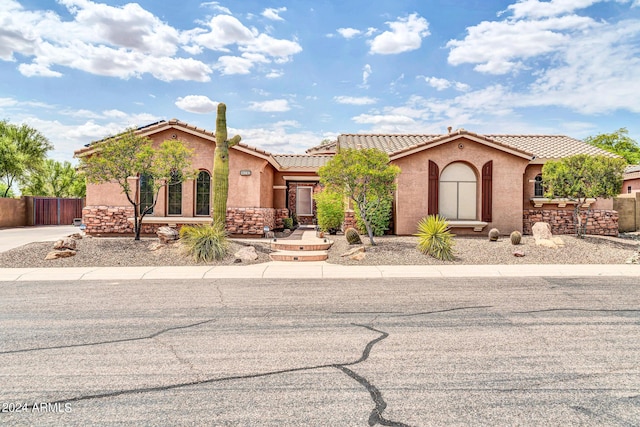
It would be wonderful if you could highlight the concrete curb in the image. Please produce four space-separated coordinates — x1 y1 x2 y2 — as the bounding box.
1 262 638 281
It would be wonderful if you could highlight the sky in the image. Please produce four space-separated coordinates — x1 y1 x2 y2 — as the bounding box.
1 0 639 164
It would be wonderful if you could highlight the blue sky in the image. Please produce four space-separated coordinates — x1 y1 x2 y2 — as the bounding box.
1 0 639 163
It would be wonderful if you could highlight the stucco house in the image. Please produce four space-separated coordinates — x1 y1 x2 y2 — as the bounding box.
75 120 620 237
622 165 640 194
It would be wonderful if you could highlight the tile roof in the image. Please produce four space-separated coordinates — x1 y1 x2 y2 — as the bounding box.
337 131 617 159
273 154 334 169
625 164 640 174
305 140 337 154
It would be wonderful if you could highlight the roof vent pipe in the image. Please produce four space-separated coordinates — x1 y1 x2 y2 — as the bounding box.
447 126 452 133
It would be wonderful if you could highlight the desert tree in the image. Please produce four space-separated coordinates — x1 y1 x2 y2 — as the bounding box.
0 120 52 197
585 128 640 165
318 148 400 245
20 159 86 198
542 154 626 237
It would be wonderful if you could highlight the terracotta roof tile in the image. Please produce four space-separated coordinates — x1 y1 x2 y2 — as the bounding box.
337 132 616 159
273 154 333 168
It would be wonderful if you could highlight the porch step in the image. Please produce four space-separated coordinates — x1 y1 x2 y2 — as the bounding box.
270 240 333 251
269 250 328 262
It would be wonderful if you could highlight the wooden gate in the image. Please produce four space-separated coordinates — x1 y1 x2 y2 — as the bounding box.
33 198 84 225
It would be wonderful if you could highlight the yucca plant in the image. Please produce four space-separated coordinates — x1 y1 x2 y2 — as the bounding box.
415 215 455 261
179 223 229 262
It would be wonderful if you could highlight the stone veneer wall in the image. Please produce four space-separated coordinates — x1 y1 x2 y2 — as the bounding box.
342 210 356 231
83 206 289 236
226 207 289 235
523 209 618 236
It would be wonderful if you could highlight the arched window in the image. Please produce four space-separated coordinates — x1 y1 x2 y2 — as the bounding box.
167 170 182 215
439 162 477 220
139 174 154 215
195 170 211 216
534 174 544 197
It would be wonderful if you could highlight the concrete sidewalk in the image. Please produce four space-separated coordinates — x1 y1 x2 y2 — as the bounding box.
1 262 638 281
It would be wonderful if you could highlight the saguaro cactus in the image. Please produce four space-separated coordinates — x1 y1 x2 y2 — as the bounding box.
212 103 241 225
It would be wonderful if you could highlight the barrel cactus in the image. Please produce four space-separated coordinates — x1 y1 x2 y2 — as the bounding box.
345 227 362 245
510 230 522 245
488 228 500 241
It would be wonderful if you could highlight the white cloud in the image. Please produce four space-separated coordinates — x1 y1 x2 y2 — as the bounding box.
262 7 287 21
337 28 361 39
0 0 301 81
447 15 597 74
423 76 471 92
248 99 291 112
200 2 232 15
425 77 451 91
369 13 430 54
362 64 372 86
505 0 606 19
215 55 254 75
175 95 219 114
266 69 284 78
334 96 378 105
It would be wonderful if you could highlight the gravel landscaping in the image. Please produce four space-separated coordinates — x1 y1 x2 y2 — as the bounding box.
0 231 638 268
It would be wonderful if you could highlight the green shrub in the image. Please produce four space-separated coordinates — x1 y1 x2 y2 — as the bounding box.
415 215 455 261
282 217 294 229
314 190 344 232
355 194 392 236
179 223 229 262
510 230 522 245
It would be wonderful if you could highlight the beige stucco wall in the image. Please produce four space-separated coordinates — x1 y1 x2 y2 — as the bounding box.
83 127 278 215
392 137 530 235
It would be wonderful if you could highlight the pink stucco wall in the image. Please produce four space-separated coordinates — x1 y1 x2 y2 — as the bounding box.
84 127 278 218
392 137 530 235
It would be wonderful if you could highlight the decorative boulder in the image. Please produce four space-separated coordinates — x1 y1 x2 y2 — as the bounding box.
349 251 366 261
45 249 76 260
234 246 258 261
513 250 525 257
341 246 365 257
53 238 76 250
532 222 553 241
157 226 179 244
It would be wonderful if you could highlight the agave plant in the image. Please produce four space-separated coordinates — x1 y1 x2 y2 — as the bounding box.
415 215 455 261
179 223 229 262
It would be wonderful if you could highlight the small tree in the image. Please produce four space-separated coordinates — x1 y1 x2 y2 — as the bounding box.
20 159 86 198
0 121 52 197
542 154 626 238
212 103 241 225
314 189 344 233
80 129 194 240
585 128 640 165
319 148 400 245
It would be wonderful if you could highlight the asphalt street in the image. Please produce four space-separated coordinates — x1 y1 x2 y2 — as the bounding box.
1 277 639 426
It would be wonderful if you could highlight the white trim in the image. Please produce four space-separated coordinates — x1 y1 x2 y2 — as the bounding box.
273 185 287 190
530 198 596 208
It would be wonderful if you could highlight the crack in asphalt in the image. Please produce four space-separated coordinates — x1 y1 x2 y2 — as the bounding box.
0 319 217 355
391 306 493 318
2 323 411 426
514 308 640 314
